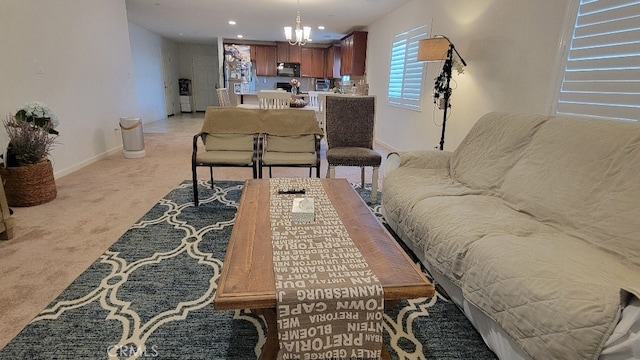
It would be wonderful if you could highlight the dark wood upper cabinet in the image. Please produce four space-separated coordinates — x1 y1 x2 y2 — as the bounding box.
276 42 301 63
325 44 341 79
252 45 277 76
312 48 326 78
340 31 367 76
301 47 326 78
225 36 362 78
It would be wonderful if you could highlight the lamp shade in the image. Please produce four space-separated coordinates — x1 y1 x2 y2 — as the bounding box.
418 37 451 61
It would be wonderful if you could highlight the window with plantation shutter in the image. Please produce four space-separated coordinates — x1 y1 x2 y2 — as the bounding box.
388 25 429 111
556 0 640 122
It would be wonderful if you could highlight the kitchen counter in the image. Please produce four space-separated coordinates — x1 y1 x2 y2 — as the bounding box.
237 92 258 105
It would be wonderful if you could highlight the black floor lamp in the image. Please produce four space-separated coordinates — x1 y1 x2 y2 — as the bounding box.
418 36 467 150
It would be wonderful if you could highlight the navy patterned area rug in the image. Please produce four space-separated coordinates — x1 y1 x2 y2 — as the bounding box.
0 180 497 360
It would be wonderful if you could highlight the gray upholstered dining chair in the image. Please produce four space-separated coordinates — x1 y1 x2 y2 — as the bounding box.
325 95 380 201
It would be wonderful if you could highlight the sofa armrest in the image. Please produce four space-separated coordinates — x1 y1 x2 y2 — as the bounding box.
384 150 452 177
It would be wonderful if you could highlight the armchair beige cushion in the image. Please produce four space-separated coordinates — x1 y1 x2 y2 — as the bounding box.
198 134 255 166
192 132 258 206
204 133 255 152
264 134 316 152
260 134 320 177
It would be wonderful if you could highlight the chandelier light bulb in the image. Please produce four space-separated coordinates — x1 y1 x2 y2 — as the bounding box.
303 26 311 40
284 0 310 46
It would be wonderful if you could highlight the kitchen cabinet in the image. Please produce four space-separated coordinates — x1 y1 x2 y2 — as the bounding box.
340 31 367 76
325 44 341 79
251 45 277 76
301 47 326 78
277 41 301 63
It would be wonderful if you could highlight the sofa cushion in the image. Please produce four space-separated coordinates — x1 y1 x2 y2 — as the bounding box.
462 233 638 359
451 112 549 191
499 116 640 266
381 167 483 239
402 195 557 286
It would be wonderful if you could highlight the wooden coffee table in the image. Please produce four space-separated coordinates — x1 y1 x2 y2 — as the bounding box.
214 179 434 359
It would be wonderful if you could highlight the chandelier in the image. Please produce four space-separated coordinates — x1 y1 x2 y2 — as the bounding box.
284 0 311 46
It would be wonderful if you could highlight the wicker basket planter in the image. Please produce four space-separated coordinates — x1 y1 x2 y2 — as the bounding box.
0 159 57 207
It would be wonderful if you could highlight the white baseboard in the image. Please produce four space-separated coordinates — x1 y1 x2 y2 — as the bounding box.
53 146 123 179
374 138 397 153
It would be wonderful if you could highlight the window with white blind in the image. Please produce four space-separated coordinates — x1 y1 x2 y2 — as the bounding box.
556 0 640 122
388 25 429 111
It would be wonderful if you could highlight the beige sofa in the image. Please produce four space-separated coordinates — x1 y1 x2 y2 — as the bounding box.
381 112 640 359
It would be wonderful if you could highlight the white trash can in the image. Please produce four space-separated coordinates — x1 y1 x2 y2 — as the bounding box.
119 117 146 158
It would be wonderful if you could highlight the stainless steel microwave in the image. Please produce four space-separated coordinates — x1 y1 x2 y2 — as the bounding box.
276 62 300 77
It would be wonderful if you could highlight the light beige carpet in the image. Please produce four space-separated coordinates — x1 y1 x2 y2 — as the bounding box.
0 121 388 348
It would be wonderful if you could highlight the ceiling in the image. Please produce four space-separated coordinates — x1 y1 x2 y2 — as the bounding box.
125 0 411 45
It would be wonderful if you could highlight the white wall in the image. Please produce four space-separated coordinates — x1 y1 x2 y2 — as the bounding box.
367 0 570 151
0 0 138 177
176 44 220 109
128 22 179 123
0 0 573 178
177 44 219 81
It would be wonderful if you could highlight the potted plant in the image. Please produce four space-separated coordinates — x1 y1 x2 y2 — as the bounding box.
0 102 60 207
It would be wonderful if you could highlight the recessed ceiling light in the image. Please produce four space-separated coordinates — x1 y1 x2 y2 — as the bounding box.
237 34 244 38
228 20 236 25
318 26 325 30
